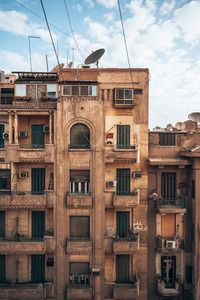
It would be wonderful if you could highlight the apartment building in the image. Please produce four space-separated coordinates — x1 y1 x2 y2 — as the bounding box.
148 120 200 300
0 67 149 300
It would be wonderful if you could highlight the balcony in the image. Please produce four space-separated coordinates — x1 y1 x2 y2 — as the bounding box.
66 240 92 254
0 192 53 209
156 197 186 214
113 282 139 299
65 194 92 208
113 191 139 207
66 285 92 299
17 144 54 163
113 233 139 253
157 279 180 296
0 283 46 299
113 99 134 108
156 236 182 253
0 239 46 254
105 148 137 163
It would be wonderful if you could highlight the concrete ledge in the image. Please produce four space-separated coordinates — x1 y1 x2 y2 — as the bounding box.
66 240 92 254
65 195 92 208
0 241 46 254
66 286 92 299
0 283 45 300
113 194 139 207
113 283 138 299
113 240 139 253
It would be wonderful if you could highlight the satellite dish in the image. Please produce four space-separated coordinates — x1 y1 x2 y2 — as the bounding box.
84 48 105 68
188 112 200 122
67 61 73 68
175 122 185 130
107 227 114 237
166 124 173 130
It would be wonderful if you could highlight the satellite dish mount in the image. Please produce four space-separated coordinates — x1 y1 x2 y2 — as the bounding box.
84 48 105 68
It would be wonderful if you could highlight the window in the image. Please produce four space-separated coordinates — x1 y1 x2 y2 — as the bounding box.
47 85 56 98
70 123 90 149
117 211 130 238
37 85 46 98
185 266 192 284
31 168 45 195
32 211 45 239
70 216 90 239
116 168 130 196
161 256 176 288
70 170 90 194
0 124 4 149
62 85 96 96
114 88 133 104
31 125 44 149
69 262 90 285
31 255 45 283
0 255 5 283
116 255 130 283
27 85 36 98
192 180 195 198
161 172 176 203
15 84 26 97
134 89 143 95
117 125 130 149
159 133 176 146
0 170 11 193
0 211 5 237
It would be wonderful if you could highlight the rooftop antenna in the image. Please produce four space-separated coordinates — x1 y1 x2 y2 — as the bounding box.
188 112 200 126
84 48 105 68
46 54 49 72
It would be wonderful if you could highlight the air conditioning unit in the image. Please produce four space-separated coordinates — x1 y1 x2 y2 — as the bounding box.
92 267 100 276
106 181 117 187
3 132 9 139
166 240 176 249
132 171 142 178
18 171 28 179
106 140 114 145
19 131 28 138
43 125 49 133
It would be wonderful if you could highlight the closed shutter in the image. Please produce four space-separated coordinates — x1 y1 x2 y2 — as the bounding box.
0 124 4 149
70 216 90 239
116 255 129 283
0 255 5 282
31 255 45 283
31 125 44 149
117 169 130 196
161 214 175 238
117 125 130 149
0 211 5 237
32 211 45 239
117 211 130 238
31 168 45 195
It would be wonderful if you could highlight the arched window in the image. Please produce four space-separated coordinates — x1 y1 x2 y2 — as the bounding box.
70 123 90 149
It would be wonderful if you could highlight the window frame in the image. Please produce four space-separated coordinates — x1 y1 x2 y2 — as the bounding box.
70 216 90 240
62 85 97 96
159 133 176 146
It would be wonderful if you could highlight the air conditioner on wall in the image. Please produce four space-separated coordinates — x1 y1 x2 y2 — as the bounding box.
18 172 28 179
166 240 176 249
19 131 28 138
43 125 49 133
132 171 142 178
106 181 117 187
3 132 9 139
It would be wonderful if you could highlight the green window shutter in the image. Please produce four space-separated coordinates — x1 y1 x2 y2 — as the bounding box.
0 124 4 149
31 168 45 195
32 211 45 238
116 255 129 283
117 125 130 149
31 125 44 149
185 266 192 284
31 255 45 283
117 211 130 237
117 168 130 196
0 211 5 237
0 255 5 283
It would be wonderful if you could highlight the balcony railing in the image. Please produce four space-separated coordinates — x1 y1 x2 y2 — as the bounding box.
113 99 134 106
116 191 138 196
18 144 45 149
116 144 136 150
69 273 90 285
69 144 90 149
156 236 182 253
0 95 13 105
156 197 186 212
157 279 180 296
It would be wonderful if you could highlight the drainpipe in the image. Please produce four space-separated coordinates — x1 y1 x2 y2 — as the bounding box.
137 143 140 163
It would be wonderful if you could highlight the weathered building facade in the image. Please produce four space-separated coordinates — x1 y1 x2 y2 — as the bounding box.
0 67 149 300
148 121 200 300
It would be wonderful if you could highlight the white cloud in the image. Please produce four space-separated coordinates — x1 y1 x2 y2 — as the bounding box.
96 0 117 9
160 0 176 16
75 4 82 12
103 12 115 22
84 0 94 7
174 1 200 43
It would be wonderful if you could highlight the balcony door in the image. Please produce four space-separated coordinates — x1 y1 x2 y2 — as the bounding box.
31 125 44 149
117 125 130 149
0 211 5 237
0 255 5 283
116 254 129 283
117 211 130 238
161 172 176 203
161 256 176 288
117 169 130 196
31 254 45 283
32 211 45 239
31 168 45 195
0 124 4 149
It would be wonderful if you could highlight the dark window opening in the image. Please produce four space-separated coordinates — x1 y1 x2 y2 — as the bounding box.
117 125 130 149
192 180 195 198
0 170 11 193
31 168 45 195
70 216 90 239
159 133 176 146
70 170 90 194
117 168 130 196
32 211 45 239
185 266 192 284
0 124 4 148
31 125 44 149
63 85 96 96
116 254 130 283
31 255 45 283
114 89 133 105
161 256 176 288
117 211 130 238
0 211 5 237
47 257 54 267
70 123 90 149
69 262 90 285
134 89 143 94
0 255 5 283
161 172 176 203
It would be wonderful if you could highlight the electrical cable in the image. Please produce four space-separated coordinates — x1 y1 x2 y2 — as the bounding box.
40 0 64 82
63 0 85 63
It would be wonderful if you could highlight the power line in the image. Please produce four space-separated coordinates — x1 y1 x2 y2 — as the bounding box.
63 0 85 63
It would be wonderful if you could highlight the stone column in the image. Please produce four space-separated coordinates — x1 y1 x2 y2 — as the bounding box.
49 112 52 144
9 114 13 144
14 114 18 144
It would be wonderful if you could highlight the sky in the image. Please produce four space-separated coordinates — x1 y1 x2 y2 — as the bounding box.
0 0 200 129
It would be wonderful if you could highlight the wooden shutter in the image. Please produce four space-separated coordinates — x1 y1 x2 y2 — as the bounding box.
32 211 45 238
161 214 175 238
116 255 129 283
117 125 130 149
117 211 130 237
70 216 90 239
31 255 45 283
31 168 45 195
117 169 130 196
0 255 5 283
31 125 44 149
0 124 4 149
0 211 5 237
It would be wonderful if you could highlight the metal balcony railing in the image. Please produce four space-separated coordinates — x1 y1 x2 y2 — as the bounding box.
0 95 13 105
116 191 138 196
116 144 136 150
18 144 45 149
157 197 185 209
69 144 90 149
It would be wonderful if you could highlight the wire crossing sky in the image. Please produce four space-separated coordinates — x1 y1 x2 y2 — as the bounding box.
0 0 200 129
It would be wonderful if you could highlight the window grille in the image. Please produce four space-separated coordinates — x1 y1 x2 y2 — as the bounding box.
159 133 176 146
